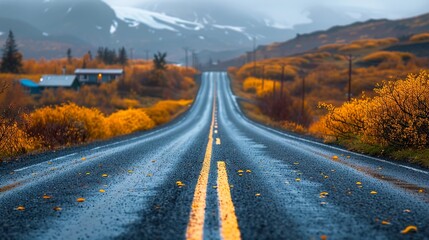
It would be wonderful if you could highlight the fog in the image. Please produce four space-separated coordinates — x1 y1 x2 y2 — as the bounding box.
104 0 429 28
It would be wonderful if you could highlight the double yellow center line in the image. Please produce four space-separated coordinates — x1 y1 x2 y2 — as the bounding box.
186 79 241 240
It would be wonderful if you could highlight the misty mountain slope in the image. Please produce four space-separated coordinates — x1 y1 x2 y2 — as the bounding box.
219 12 429 68
259 12 429 59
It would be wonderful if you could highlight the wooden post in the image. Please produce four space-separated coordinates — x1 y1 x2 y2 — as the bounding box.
301 74 306 124
348 54 352 101
280 64 285 98
261 65 265 90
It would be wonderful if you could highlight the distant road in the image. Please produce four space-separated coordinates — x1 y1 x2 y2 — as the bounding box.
1 72 428 239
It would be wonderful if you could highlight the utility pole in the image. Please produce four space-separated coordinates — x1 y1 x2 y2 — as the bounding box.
183 47 189 69
280 64 285 98
129 48 134 62
145 50 150 61
301 74 306 125
348 54 353 102
261 65 265 90
253 37 257 76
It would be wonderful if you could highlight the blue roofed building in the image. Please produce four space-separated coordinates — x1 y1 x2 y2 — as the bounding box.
38 75 80 90
74 69 124 85
19 79 41 94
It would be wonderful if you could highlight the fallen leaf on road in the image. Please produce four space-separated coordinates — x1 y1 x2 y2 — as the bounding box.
401 225 417 234
332 156 339 160
81 157 86 161
147 173 153 177
42 195 52 199
48 161 52 165
246 170 252 173
293 162 299 165
381 220 391 225
237 170 244 173
370 191 377 195
16 206 25 211
128 170 133 173
320 235 328 240
77 198 85 202
418 189 424 193
213 186 218 189
404 209 412 213
356 182 362 185
255 193 261 197
295 178 301 182
53 206 62 211
319 192 329 198
176 181 185 187
99 189 105 193
102 174 108 178
86 172 90 175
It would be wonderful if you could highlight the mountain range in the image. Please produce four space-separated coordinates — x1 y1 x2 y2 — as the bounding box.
0 0 379 62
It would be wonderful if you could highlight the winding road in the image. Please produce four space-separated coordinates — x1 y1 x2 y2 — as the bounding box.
1 72 428 239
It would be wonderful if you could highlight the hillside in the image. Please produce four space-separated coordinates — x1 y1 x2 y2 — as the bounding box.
221 12 429 68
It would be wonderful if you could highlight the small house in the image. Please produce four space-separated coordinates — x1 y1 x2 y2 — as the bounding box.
19 79 41 94
74 69 124 84
38 75 80 90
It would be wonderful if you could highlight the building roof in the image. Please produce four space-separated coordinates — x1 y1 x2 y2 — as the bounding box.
38 75 77 87
74 69 124 75
19 79 39 88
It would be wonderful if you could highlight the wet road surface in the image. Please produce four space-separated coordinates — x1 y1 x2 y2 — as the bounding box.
1 72 428 239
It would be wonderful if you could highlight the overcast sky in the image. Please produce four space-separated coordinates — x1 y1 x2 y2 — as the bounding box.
103 0 429 28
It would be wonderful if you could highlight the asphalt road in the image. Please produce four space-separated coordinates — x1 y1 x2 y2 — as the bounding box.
1 72 428 240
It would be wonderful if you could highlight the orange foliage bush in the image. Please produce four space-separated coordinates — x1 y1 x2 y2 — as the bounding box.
360 51 415 67
24 103 108 148
315 71 429 148
107 109 155 136
409 33 429 42
21 99 191 150
145 100 192 125
243 77 276 97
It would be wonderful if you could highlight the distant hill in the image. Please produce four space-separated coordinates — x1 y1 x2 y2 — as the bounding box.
220 12 429 68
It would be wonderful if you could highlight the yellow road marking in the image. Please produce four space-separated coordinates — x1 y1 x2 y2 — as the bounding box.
217 161 241 240
186 83 216 240
216 138 221 145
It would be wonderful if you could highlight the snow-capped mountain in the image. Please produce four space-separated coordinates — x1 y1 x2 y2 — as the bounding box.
0 0 361 62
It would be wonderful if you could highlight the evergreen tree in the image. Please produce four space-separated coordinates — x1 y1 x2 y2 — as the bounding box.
67 48 72 63
87 50 93 61
153 52 167 70
0 30 23 73
118 47 128 65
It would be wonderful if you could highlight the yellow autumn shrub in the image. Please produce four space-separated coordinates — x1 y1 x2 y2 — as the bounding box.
243 77 276 97
410 33 429 42
107 109 155 137
145 100 192 125
0 120 36 157
365 71 429 147
24 103 109 148
316 71 429 148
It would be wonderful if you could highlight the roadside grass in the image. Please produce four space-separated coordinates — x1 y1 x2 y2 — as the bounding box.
339 138 429 168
